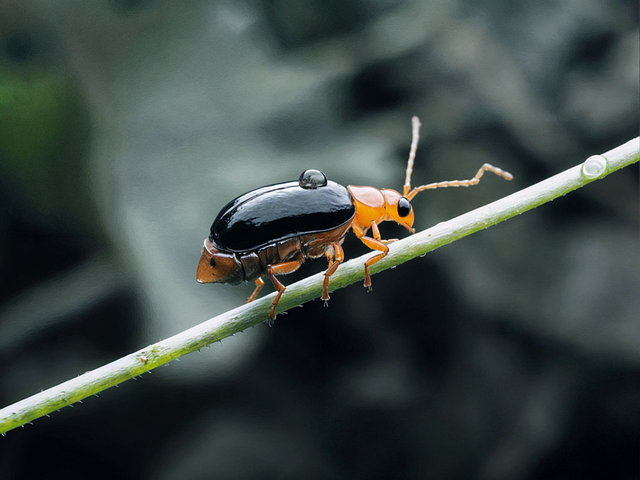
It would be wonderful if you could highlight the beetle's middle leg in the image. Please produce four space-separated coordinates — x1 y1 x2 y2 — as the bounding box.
247 277 265 303
265 261 302 319
322 242 344 304
353 222 390 290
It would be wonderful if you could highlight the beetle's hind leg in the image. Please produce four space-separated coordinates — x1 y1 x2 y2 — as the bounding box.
265 261 302 319
247 278 265 303
322 243 344 305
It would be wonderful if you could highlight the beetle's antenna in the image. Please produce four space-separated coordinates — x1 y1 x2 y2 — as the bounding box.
406 164 513 201
403 116 421 197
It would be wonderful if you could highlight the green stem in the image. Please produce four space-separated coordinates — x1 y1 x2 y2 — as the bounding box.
1 138 638 434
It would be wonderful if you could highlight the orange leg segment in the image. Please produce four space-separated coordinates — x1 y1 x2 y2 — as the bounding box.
247 277 265 303
353 222 390 290
322 242 344 304
246 261 301 319
265 261 302 319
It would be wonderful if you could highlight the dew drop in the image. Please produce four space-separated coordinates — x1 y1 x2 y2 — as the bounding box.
581 155 608 179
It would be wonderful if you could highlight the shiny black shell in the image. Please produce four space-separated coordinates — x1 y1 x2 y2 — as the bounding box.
209 178 355 252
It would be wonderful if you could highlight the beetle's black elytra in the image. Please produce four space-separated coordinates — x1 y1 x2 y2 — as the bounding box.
209 180 355 252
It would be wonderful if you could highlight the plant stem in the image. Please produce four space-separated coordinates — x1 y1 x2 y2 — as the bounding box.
1 138 638 434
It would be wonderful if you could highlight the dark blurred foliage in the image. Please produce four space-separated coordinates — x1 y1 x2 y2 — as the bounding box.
0 1 638 479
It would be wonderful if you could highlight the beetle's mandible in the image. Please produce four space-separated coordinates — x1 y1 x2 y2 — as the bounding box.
197 117 513 320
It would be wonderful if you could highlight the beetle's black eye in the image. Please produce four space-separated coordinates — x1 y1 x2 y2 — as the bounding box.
299 169 327 189
397 197 412 217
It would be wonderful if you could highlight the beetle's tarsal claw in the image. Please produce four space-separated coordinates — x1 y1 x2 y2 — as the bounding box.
323 299 329 307
366 285 372 292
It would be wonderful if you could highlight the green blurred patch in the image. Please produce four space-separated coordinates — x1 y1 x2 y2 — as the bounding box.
0 70 77 201
0 68 95 236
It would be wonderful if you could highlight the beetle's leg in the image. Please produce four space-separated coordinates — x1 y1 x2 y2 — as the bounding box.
266 261 302 319
325 249 334 268
322 243 344 304
247 277 265 303
353 222 389 290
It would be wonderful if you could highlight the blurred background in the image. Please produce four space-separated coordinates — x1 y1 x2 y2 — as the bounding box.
0 0 638 479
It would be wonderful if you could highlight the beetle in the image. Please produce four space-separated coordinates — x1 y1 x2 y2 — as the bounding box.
197 117 513 319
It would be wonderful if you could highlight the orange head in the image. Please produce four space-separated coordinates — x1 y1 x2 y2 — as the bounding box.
196 238 244 285
348 185 415 234
381 188 415 233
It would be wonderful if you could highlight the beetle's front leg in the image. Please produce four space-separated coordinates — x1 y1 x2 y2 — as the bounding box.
352 222 389 290
322 243 344 305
